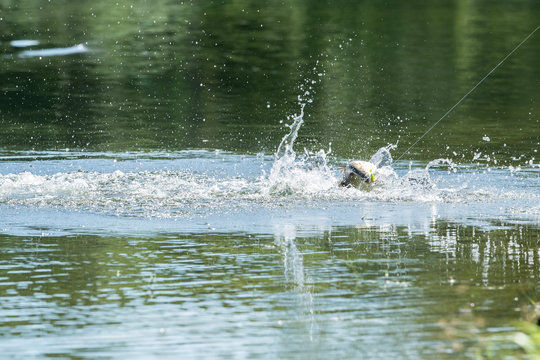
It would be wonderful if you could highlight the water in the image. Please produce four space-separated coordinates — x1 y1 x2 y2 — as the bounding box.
1 0 540 359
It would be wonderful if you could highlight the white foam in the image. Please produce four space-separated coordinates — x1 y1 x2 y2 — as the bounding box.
1 128 539 222
0 153 538 223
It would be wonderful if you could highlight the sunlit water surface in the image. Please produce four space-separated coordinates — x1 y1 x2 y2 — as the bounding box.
2 0 540 358
1 134 539 359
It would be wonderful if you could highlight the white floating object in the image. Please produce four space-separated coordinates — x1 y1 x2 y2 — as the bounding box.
10 40 40 48
18 44 89 58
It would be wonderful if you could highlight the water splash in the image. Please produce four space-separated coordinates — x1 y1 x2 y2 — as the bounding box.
363 157 463 202
260 103 455 203
264 104 338 196
1 125 539 226
369 143 396 168
0 149 539 231
272 104 306 173
402 159 456 189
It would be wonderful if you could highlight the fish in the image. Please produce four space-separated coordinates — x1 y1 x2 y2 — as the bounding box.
339 160 376 188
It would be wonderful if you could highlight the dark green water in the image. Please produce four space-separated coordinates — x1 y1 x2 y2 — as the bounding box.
2 0 539 161
1 0 540 358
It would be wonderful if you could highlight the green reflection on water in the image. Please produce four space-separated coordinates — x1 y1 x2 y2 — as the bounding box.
1 0 539 164
0 222 538 358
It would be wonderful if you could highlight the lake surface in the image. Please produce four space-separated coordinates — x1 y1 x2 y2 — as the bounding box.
1 0 540 358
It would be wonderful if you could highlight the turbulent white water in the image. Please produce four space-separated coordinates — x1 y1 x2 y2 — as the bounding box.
1 109 539 235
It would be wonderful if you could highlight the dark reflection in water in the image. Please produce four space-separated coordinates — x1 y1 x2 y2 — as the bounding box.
1 0 539 163
1 222 538 358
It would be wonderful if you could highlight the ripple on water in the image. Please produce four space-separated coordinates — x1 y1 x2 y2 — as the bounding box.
2 223 537 358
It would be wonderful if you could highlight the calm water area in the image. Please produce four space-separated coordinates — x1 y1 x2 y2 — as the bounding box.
1 0 540 358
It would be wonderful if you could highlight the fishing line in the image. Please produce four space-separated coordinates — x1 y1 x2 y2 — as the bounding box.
396 24 540 161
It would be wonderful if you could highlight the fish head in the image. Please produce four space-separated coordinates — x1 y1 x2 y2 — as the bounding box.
339 161 376 188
